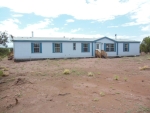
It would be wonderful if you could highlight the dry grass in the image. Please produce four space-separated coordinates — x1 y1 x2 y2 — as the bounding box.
88 72 94 77
63 69 70 75
147 57 150 60
100 92 105 96
139 65 150 70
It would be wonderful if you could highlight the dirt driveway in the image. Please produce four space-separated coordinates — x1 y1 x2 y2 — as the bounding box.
0 55 150 113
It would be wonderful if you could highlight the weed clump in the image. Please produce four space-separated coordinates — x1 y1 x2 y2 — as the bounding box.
88 72 94 77
100 92 105 96
147 57 150 60
98 72 101 75
124 77 127 82
139 65 150 70
0 70 4 77
114 75 119 80
63 69 70 75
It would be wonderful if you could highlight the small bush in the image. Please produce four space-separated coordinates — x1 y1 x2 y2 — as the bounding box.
114 75 119 80
93 98 99 101
0 48 9 56
98 72 101 75
139 65 150 70
72 70 76 73
100 92 105 96
0 70 4 77
88 72 94 76
124 77 127 82
63 69 70 75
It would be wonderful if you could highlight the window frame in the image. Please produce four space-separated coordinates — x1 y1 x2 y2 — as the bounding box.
105 43 115 52
34 43 40 53
31 42 42 53
123 43 129 52
82 43 90 52
53 43 62 53
54 43 61 53
73 43 76 50
96 43 99 49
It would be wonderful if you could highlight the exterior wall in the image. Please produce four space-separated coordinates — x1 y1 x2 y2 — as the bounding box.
13 37 140 59
96 38 117 56
14 42 93 60
118 43 140 56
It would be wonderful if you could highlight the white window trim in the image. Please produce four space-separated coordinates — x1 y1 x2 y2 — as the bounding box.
106 44 115 52
54 43 61 53
33 43 40 53
73 43 76 50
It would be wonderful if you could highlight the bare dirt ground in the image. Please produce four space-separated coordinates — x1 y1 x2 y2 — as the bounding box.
0 55 150 113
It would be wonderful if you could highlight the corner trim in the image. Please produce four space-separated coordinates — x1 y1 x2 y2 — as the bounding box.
92 42 93 56
117 43 118 55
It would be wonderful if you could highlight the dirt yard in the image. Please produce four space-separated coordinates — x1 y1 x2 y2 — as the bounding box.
0 55 150 113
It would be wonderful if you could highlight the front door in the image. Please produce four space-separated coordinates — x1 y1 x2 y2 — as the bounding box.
96 43 101 50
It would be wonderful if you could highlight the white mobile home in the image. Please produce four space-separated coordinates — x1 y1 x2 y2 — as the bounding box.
13 37 140 61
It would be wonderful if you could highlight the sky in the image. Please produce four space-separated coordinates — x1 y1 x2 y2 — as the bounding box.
0 0 150 41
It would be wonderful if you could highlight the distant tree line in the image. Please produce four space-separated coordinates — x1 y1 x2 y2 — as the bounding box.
140 36 150 53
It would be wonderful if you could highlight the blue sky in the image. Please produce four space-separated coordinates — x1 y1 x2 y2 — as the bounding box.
0 0 150 41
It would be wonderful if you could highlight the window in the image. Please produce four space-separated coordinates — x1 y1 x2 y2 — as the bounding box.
83 43 88 52
53 43 62 53
96 44 99 49
123 43 129 52
34 43 40 53
31 43 42 53
55 43 60 52
82 43 90 52
73 43 76 50
105 44 115 52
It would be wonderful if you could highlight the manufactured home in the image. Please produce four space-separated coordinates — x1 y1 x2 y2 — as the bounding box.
13 37 140 61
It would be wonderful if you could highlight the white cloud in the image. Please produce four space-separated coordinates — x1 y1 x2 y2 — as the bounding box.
66 19 74 23
12 14 23 17
0 18 55 37
25 19 52 30
107 26 119 28
71 28 81 33
0 19 20 32
141 25 150 32
0 0 149 22
122 0 150 26
0 18 146 41
0 18 103 38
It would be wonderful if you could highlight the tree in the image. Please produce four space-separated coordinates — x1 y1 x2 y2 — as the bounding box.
0 31 13 48
140 36 150 53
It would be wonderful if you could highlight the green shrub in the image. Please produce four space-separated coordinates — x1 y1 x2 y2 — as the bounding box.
63 69 70 75
114 75 119 80
0 48 10 57
0 70 4 77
